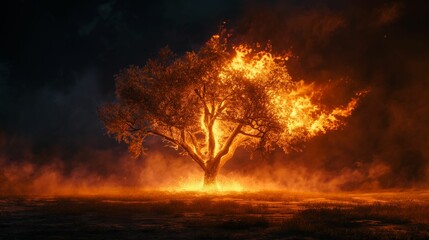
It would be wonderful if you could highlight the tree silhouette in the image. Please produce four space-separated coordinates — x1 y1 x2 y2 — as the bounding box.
99 30 363 190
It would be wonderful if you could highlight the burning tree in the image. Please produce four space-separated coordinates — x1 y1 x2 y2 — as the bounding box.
99 30 363 190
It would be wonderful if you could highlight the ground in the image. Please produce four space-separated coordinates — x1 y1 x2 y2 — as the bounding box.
1 191 428 239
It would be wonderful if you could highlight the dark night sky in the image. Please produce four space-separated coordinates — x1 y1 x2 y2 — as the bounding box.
1 0 429 192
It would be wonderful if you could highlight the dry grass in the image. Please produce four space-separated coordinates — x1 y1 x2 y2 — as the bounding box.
0 191 428 239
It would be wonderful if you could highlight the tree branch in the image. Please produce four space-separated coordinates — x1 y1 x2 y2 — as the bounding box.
148 129 206 171
214 123 243 162
147 130 179 146
180 130 207 171
207 122 216 160
219 136 242 168
238 130 263 138
194 89 211 115
187 130 204 158
125 120 141 132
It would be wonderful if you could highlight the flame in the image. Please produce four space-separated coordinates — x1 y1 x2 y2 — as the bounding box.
165 177 245 193
90 35 367 194
221 44 288 81
219 43 363 146
183 39 364 192
212 120 225 154
199 108 226 158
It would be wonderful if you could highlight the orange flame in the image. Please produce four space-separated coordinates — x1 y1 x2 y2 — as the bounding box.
179 39 366 192
219 42 364 148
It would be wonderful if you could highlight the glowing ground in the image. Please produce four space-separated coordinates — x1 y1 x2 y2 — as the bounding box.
1 191 428 239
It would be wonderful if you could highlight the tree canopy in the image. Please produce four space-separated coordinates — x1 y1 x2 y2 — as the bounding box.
99 30 362 188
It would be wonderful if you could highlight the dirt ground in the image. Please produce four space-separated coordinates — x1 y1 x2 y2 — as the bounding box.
1 191 428 239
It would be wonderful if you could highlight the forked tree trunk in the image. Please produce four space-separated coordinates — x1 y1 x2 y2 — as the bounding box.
199 123 243 191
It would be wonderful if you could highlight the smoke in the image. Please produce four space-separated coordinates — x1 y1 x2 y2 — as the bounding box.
0 138 199 195
222 0 429 190
1 1 428 194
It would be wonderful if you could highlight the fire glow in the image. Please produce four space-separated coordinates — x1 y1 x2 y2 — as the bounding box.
99 29 365 191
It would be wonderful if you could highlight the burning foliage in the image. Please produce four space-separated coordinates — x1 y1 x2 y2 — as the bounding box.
1 1 429 195
99 28 364 190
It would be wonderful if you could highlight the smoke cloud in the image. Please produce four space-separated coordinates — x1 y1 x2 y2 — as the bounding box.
224 0 429 190
1 1 428 194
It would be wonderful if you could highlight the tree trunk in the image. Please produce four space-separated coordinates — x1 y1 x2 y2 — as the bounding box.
203 163 219 191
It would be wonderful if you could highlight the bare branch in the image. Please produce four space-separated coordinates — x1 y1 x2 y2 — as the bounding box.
180 130 207 171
